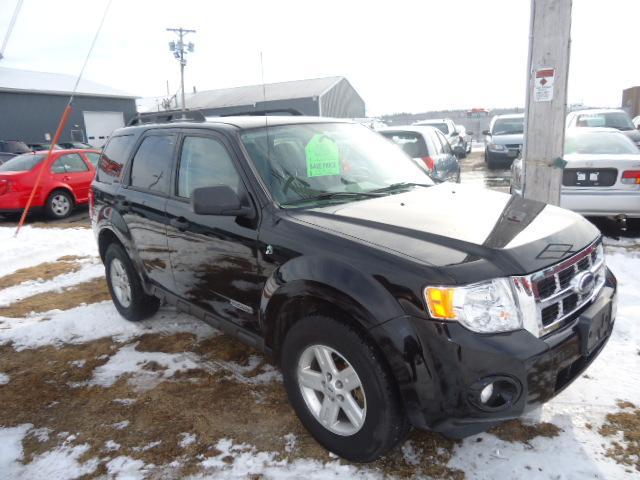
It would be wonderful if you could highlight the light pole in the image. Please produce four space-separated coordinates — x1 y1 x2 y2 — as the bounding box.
167 27 195 117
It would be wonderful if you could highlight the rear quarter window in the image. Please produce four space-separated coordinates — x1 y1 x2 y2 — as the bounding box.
97 135 135 183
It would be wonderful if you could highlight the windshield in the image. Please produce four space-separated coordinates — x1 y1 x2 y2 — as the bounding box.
240 122 433 207
575 112 635 131
565 131 639 155
492 117 524 135
420 122 449 134
0 153 46 172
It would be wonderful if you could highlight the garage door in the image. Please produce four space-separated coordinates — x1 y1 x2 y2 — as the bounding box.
83 111 125 148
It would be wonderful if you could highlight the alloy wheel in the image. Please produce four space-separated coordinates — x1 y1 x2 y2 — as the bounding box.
110 258 132 308
51 194 71 217
297 344 367 436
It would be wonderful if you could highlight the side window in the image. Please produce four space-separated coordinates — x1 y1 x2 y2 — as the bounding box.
130 135 176 194
84 152 101 167
177 136 241 199
97 135 134 183
51 153 89 174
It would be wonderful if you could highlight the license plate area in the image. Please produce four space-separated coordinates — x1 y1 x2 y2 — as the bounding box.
576 298 612 356
562 168 617 187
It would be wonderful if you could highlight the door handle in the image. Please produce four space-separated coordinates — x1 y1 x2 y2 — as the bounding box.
170 217 190 231
63 176 71 181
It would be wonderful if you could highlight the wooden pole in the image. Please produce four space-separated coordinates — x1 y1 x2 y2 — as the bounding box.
522 0 572 205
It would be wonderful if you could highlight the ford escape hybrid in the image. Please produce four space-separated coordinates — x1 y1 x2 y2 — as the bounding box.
92 116 616 462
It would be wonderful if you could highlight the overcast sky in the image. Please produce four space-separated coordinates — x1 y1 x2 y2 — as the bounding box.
1 0 638 116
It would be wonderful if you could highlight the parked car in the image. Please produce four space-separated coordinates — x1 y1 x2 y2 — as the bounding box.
58 141 94 150
378 126 460 182
27 143 62 151
483 113 524 169
0 140 31 164
455 124 473 155
413 118 465 157
511 128 640 218
566 108 640 149
0 149 100 219
92 117 616 462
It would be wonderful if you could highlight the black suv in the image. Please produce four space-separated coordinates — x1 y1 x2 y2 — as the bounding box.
92 116 617 462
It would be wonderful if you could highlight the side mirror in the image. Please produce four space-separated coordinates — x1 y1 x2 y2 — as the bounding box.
467 131 474 136
450 131 459 137
191 185 251 216
482 130 491 136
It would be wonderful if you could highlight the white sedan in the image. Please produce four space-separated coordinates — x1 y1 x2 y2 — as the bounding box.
511 128 640 218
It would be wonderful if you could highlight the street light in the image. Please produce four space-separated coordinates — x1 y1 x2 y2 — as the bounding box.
166 27 196 117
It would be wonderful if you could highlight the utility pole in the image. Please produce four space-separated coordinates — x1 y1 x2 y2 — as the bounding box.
0 0 24 60
522 0 572 205
167 27 196 117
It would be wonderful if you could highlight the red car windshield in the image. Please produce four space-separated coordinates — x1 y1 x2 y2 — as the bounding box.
0 153 47 172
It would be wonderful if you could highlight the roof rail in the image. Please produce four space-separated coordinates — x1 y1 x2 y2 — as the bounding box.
128 109 206 126
218 108 304 117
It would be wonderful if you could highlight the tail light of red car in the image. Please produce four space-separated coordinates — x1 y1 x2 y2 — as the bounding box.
421 156 436 171
621 170 640 184
0 179 12 196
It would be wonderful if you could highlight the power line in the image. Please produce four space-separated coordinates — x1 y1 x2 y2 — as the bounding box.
0 0 24 60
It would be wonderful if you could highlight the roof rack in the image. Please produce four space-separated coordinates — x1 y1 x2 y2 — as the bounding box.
128 110 206 126
218 108 304 117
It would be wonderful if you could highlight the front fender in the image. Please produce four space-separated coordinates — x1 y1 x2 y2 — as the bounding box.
260 254 405 350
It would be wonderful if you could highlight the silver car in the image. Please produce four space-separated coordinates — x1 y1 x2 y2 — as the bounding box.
378 126 461 183
483 114 524 169
511 128 640 218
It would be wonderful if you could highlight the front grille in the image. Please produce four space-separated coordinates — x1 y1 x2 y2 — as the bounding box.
506 144 522 150
530 241 606 335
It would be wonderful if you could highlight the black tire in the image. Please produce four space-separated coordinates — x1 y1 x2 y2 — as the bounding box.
280 315 410 462
104 243 159 321
45 189 74 219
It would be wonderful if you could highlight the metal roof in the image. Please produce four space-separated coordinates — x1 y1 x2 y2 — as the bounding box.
184 76 344 110
0 67 136 98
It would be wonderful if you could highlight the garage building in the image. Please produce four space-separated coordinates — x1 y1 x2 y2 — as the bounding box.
180 76 365 118
0 67 137 148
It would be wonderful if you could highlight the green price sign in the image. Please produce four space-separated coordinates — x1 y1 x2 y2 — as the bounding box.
305 134 340 177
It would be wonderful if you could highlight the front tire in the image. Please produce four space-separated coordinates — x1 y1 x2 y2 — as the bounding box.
280 315 409 462
105 243 159 321
45 190 73 219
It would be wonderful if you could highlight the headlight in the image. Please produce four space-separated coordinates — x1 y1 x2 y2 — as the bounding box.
424 278 522 333
488 143 507 151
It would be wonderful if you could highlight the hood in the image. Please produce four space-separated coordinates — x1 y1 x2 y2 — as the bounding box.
489 133 524 145
288 184 599 279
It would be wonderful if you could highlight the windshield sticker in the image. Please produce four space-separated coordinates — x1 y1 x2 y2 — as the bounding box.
305 134 341 177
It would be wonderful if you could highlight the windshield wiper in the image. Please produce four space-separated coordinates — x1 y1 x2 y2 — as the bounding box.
369 182 431 193
282 190 384 207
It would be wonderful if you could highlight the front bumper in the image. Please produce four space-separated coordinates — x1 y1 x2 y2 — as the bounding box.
370 268 617 438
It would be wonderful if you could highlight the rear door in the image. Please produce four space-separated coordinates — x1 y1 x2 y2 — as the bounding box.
118 132 177 289
50 153 94 202
165 130 262 333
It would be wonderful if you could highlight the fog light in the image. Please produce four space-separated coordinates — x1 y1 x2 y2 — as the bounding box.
480 383 494 404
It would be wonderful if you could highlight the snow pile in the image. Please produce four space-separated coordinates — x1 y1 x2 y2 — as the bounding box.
0 372 9 385
0 226 98 278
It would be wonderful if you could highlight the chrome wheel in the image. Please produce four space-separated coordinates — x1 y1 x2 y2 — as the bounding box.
297 344 367 436
110 258 132 308
50 193 71 217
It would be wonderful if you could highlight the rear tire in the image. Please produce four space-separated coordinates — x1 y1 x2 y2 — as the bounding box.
280 315 410 462
45 190 73 219
105 243 159 321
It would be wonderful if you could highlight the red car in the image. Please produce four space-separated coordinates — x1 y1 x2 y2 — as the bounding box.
0 149 101 219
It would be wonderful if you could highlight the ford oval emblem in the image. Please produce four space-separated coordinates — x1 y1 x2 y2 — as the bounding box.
573 271 595 296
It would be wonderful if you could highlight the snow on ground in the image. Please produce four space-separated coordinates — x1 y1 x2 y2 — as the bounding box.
0 226 98 278
0 258 104 307
0 225 638 479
